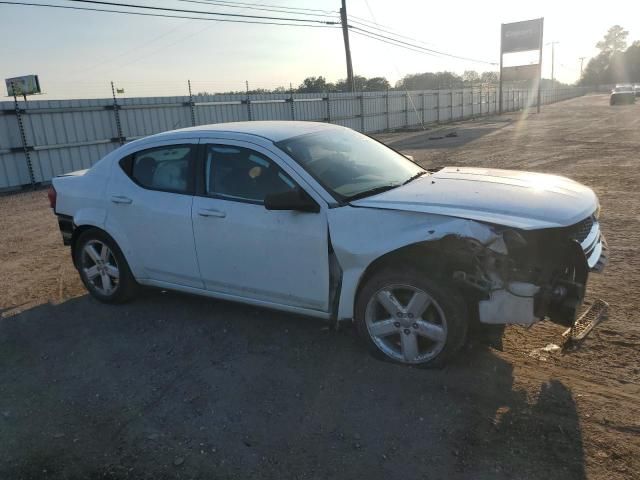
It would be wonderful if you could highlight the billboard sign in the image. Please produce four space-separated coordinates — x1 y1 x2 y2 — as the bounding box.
501 64 540 82
502 18 543 53
5 75 41 97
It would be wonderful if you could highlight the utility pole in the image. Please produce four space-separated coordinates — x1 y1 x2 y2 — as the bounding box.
547 41 559 84
579 56 586 77
339 0 355 92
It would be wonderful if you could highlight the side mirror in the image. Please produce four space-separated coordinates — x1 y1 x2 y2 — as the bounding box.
264 187 320 213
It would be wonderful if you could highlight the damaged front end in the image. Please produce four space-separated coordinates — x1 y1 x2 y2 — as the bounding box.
448 213 608 329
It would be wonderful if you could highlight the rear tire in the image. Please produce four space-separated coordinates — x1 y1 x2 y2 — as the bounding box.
74 229 137 303
355 266 468 368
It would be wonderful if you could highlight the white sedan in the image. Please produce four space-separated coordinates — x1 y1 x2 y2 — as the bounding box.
49 121 607 367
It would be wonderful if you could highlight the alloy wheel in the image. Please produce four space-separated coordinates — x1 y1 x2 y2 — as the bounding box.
364 284 447 364
80 240 120 296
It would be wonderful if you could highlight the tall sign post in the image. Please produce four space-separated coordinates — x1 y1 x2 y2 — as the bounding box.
5 75 41 188
499 18 544 114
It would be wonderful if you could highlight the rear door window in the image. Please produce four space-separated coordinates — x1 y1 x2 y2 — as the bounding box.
122 145 195 194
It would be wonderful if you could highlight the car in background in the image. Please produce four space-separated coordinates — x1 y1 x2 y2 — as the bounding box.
610 85 636 105
48 122 607 367
634 84 640 97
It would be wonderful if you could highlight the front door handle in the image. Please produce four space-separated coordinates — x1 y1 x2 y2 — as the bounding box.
198 208 226 218
111 195 132 204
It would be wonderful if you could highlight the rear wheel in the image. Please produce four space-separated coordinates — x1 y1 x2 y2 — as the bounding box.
75 229 137 303
355 267 468 367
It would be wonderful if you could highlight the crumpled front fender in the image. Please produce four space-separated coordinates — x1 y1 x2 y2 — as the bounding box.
327 206 499 321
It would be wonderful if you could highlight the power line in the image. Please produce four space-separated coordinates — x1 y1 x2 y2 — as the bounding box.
0 1 340 27
349 25 498 65
349 13 396 29
350 10 498 67
349 14 437 46
350 28 441 58
72 19 193 75
119 20 234 68
175 0 337 19
178 0 337 15
116 22 220 69
348 17 436 47
63 0 339 24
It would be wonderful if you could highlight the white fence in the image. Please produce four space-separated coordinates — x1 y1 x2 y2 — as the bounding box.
0 86 589 190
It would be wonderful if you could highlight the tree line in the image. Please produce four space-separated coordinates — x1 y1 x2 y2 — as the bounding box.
580 25 640 85
199 70 500 95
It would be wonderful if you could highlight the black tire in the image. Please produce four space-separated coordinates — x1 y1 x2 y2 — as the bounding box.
355 266 468 368
74 229 137 303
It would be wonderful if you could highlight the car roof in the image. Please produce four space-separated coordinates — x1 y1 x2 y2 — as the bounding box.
162 121 343 142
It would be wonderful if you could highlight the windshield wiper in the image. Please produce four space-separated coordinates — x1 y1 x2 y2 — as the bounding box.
402 171 428 185
346 184 402 202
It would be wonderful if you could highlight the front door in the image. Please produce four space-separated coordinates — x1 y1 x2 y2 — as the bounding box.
192 142 330 312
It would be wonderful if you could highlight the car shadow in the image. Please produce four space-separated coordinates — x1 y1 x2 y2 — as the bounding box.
0 290 585 479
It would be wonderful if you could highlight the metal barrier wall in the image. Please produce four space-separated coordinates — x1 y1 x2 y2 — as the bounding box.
0 86 590 190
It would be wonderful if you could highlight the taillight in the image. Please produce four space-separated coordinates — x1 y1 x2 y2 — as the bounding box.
47 185 57 210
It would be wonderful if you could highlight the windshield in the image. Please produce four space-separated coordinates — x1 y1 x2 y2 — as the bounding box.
276 128 424 201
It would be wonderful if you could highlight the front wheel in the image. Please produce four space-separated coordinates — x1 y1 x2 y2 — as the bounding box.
75 229 137 303
355 267 468 367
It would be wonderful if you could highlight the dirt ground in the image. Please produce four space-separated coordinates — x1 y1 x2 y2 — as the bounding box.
1 94 639 479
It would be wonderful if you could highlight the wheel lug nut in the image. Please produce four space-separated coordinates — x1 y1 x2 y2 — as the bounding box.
403 329 411 335
396 312 403 318
412 323 418 329
394 321 401 328
407 313 414 319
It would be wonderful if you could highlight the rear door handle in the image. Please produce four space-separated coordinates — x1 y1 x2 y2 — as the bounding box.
111 195 132 204
198 208 226 218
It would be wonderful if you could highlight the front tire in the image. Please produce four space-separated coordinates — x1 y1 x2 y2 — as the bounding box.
355 266 468 367
75 229 137 303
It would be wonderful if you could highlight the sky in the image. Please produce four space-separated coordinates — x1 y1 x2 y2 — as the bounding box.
0 0 639 99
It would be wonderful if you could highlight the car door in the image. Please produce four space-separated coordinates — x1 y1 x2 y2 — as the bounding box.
106 139 204 288
192 141 330 312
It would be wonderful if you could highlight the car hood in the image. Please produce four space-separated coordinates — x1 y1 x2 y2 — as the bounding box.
349 167 598 229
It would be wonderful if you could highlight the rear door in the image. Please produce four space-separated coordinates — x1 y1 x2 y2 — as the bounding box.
106 138 203 288
191 141 330 312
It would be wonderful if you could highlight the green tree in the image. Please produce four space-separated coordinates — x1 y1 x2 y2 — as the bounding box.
624 41 640 82
462 70 480 85
596 25 628 54
580 25 634 85
297 76 333 93
365 76 390 91
480 71 499 84
395 71 463 90
580 53 610 85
